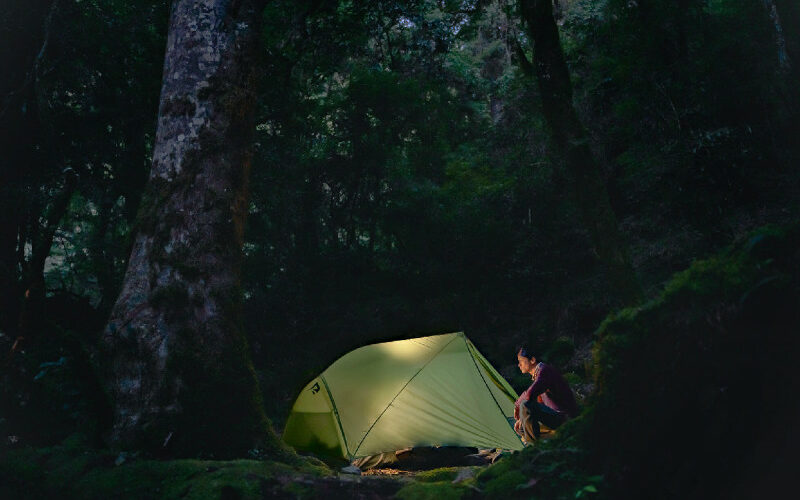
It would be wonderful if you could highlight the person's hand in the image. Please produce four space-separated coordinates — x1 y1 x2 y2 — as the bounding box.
514 419 522 436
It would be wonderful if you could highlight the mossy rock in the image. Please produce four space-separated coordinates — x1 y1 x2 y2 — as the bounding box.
474 452 529 497
465 224 800 500
474 453 516 482
414 466 460 482
585 223 800 498
483 469 527 497
0 443 334 500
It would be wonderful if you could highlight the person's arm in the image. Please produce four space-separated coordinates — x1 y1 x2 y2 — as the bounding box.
527 366 552 401
515 381 537 419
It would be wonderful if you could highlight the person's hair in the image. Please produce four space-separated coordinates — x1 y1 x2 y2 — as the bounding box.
516 345 535 359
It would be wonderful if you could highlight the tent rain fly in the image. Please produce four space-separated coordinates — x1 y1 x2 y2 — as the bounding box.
283 332 524 459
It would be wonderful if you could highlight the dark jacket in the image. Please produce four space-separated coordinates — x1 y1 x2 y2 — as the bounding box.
514 362 579 418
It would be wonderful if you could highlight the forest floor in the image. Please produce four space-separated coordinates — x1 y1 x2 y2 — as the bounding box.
0 440 499 499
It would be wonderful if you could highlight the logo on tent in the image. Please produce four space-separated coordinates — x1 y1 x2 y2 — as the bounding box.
311 382 320 394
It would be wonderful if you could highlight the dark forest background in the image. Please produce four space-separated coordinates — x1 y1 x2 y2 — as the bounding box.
1 0 799 497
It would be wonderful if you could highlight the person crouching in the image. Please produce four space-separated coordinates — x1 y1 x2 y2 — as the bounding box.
513 346 579 443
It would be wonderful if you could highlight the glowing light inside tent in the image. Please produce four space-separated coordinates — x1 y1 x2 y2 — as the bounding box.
374 340 429 361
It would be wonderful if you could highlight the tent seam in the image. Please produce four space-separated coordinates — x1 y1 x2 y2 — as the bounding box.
465 338 524 446
351 333 461 457
471 345 518 402
319 375 352 460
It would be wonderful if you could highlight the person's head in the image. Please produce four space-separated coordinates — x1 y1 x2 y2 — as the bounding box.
516 346 537 375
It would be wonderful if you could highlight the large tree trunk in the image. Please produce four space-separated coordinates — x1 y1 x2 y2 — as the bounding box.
519 0 642 305
102 0 275 456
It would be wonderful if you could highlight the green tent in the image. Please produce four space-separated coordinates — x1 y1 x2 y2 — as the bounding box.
283 332 524 460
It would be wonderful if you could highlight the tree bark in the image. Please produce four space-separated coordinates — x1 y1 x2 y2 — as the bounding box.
519 0 642 305
774 0 800 68
102 0 275 456
763 0 792 72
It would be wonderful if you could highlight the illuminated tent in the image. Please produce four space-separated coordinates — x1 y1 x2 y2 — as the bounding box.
283 332 524 460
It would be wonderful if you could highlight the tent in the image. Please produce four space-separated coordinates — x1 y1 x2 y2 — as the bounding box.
283 332 524 460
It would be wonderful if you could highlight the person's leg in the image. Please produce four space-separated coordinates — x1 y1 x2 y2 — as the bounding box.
524 401 566 436
518 400 539 443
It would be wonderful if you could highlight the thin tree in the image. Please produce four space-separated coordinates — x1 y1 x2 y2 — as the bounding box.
102 0 276 456
517 0 642 304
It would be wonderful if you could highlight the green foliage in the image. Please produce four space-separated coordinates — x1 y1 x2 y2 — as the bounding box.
567 0 799 247
544 336 576 368
18 0 169 309
1 322 108 447
562 372 583 386
574 483 598 498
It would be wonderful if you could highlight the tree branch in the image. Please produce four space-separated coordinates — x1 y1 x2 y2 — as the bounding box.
30 168 78 275
510 36 535 77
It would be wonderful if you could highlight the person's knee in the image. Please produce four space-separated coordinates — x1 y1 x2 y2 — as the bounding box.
520 400 532 418
524 400 542 418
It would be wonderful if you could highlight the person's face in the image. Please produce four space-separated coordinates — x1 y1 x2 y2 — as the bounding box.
517 353 534 374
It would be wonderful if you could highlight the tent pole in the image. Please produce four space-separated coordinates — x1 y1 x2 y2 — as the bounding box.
320 375 352 461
